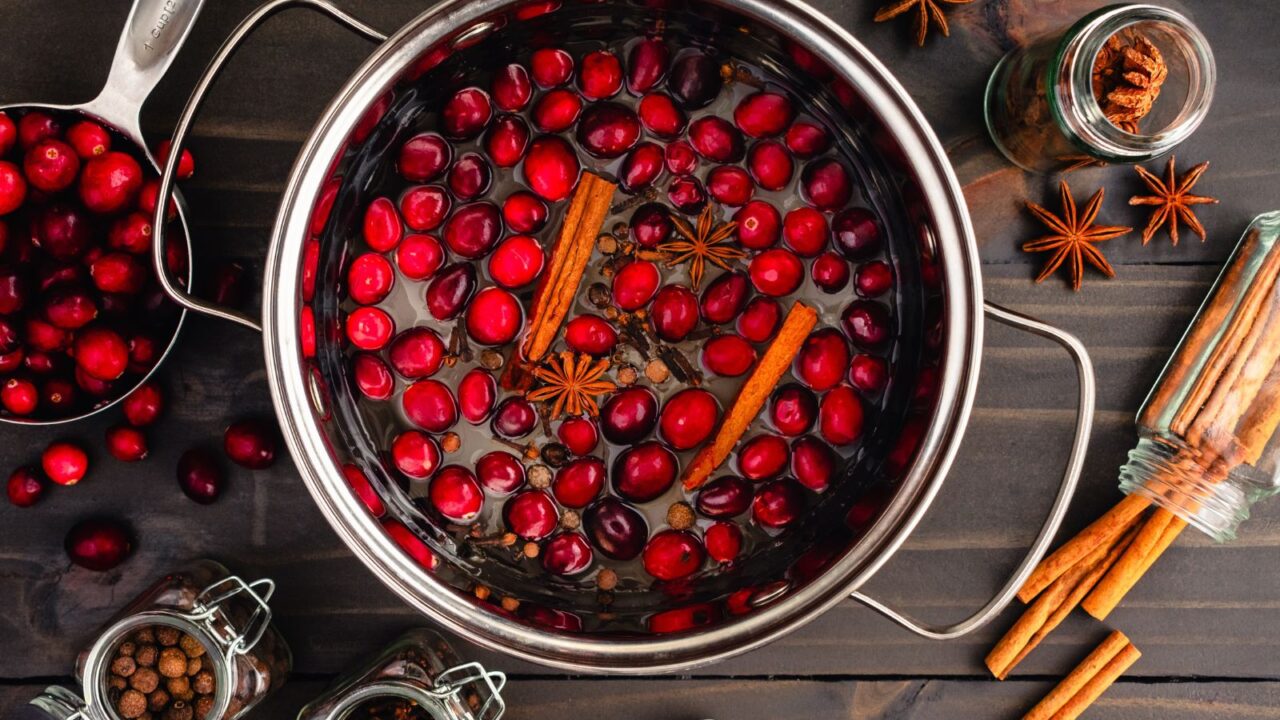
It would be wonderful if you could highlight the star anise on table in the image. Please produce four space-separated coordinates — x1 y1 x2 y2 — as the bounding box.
526 352 617 419
1022 180 1131 292
873 0 974 47
659 204 745 291
1128 156 1218 246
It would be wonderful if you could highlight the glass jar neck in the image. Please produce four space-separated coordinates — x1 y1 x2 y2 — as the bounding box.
1119 435 1247 541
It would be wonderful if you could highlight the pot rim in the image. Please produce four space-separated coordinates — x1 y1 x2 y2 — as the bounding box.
263 0 983 673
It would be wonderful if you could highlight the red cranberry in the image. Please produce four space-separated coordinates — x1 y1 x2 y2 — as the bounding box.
522 135 580 202
612 440 677 502
557 417 599 455
105 425 148 462
636 92 686 138
75 366 114 397
565 314 618 356
688 116 744 162
855 260 894 297
488 234 544 289
402 379 458 433
430 465 484 522
705 522 743 563
820 385 864 446
696 475 753 518
363 196 403 252
426 263 477 320
42 378 76 413
643 530 704 581
387 328 445 380
746 139 795 191
2 377 37 415
600 387 658 443
584 497 647 560
619 141 665 192
504 490 559 540
783 207 828 257
383 519 437 569
74 326 128 381
41 441 88 485
735 92 795 138
659 388 719 451
668 52 723 109
0 270 26 315
484 115 530 169
576 102 641 158
396 233 445 280
457 367 497 424
391 430 441 479
795 329 850 391
137 179 178 221
849 353 888 393
477 450 524 494
79 152 143 214
629 203 672 248
792 435 837 491
18 113 58 148
0 112 15 156
737 296 782 342
0 350 22 375
785 121 831 157
543 532 594 575
302 238 320 300
650 603 719 633
343 463 385 517
502 191 548 233
733 200 782 250
491 396 537 438
812 252 850 293
465 287 523 346
611 259 660 311
697 270 748 325
0 162 26 216
399 185 450 231
667 176 706 213
531 88 583 133
65 518 132 571
24 139 80 192
442 87 493 140
737 433 790 481
34 203 93 260
122 382 162 426
579 50 623 99
664 140 698 176
841 300 892 349
748 248 804 297
770 383 817 436
553 456 605 508
346 306 394 350
702 334 756 377
311 179 339 236
448 152 493 200
107 212 153 254
223 418 277 469
492 63 533 111
43 286 98 329
706 165 754 206
753 479 804 529
27 317 68 352
155 140 194 179
7 466 43 507
398 133 452 182
353 352 394 400
347 253 394 305
650 284 698 342
442 201 500 259
530 47 574 88
802 159 853 210
627 38 670 94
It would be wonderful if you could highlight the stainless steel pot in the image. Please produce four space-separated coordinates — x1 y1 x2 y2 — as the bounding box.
151 0 1097 673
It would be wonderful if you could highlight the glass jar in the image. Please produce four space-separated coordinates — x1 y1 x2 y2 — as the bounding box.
984 3 1215 173
16 560 290 720
1119 212 1280 541
297 629 505 720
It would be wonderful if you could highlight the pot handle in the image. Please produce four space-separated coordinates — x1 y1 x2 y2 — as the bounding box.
849 302 1096 640
150 0 388 333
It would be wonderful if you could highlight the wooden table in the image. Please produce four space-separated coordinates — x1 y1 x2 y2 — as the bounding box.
2 1 1279 717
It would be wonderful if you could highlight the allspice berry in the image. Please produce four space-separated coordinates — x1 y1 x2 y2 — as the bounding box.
112 655 138 677
192 670 215 695
527 464 552 488
130 667 160 694
134 628 156 644
500 596 520 612
118 641 137 657
148 689 170 712
109 675 128 691
178 634 205 658
440 432 462 453
596 567 618 591
645 359 671 384
155 627 181 647
166 675 194 702
135 645 158 667
118 689 148 719
666 502 696 531
194 696 214 718
158 647 188 678
163 700 194 720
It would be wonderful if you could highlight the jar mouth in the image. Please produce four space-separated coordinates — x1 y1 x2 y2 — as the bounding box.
1052 3 1215 160
327 682 456 720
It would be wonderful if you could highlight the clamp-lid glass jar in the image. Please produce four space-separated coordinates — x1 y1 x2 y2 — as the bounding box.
18 560 290 720
297 630 505 720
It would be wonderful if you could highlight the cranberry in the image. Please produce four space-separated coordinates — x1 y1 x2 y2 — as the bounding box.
155 140 194 179
619 141 665 192
491 396 537 438
363 197 403 252
650 603 719 633
783 207 828 257
302 239 320 300
584 497 647 560
832 208 882 259
78 152 142 214
448 152 493 200
17 112 60 149
301 307 317 359
107 213 153 254
705 522 743 563
502 191 548 233
746 140 794 191
611 259 660 311
0 162 26 216
802 159 853 211
442 202 500 259
706 165 754 206
343 463 385 517
553 456 605 508
650 284 698 342
24 139 80 192
0 350 23 375
748 248 804 297
855 260 894 297
795 329 850 391
841 300 892 349
347 253 394 305
600 387 658 444
578 50 623 99
530 47 574 88
121 382 162 426
0 270 26 315
636 92 686 138
457 367 497 424
43 286 98 329
0 112 14 156
477 450 524 494
402 379 458 432
391 430 441 479
820 385 864 445
786 121 832 157
2 377 37 415
7 466 43 507
353 352 394 400
849 353 888 393
383 520 437 569
34 203 93 260
558 417 599 455
42 378 76 413
688 116 744 162
41 440 88 485
75 366 113 397
627 38 670 94
734 200 781 250
27 317 68 352
576 102 642 159
522 135 580 202
396 233 445 280
483 115 530 169
668 52 723 109
702 334 756 377
346 306 394 350
659 388 719 451
643 530 704 581
739 92 796 137
737 433 790 481
137 178 178 221
792 435 837 491
425 263 477 320
771 383 817 436
531 88 583 133
65 518 132 571
664 140 698 176
223 418 277 469
492 63 533 111
753 479 804 529
73 326 128 381
612 440 677 502
430 465 484 522
565 314 618 356
398 132 451 182
311 179 340 236
488 234 544 289
812 252 850 293
543 532 594 575
630 203 672 247
667 176 706 213
105 425 148 462
399 186 450 231
737 296 782 342
504 490 559 540
442 87 493 140
465 287 523 346
696 475 753 518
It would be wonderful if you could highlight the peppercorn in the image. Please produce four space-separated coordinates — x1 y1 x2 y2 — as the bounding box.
560 509 581 530
130 667 160 694
527 464 551 488
118 689 148 719
158 647 188 678
148 689 170 712
588 282 610 307
135 645 158 667
177 634 205 658
112 655 138 677
191 670 215 695
166 675 194 701
155 627 181 647
616 365 639 386
666 502 695 530
596 567 618 591
473 584 491 601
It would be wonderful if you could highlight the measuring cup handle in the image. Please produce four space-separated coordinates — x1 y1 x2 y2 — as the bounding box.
150 0 387 333
849 302 1096 640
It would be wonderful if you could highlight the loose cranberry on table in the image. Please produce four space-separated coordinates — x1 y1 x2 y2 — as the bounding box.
7 466 43 507
42 440 88 485
177 449 225 504
105 424 147 462
223 418 278 469
65 518 132 571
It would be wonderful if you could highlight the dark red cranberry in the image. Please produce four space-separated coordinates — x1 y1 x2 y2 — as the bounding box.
812 252 850 293
746 140 794 191
402 379 458 433
502 191 548 233
311 179 340 236
122 382 162 426
0 349 22 375
399 185 450 231
2 377 37 415
346 306 394 350
558 417 599 455
855 260 894 297
737 296 782 342
664 140 698 176
785 120 832 158
600 387 658 444
841 300 892 349
442 87 493 140
79 152 143 213
734 91 795 138
748 248 804 297
425 263 477 321
612 440 677 502
522 135 581 202
155 140 194 179
430 465 484 522
792 435 837 491
706 165 754 206
348 252 394 305
849 353 888 393
477 450 524 494
488 234 544 289
7 466 43 507
576 102 641 159
74 366 113 397
553 456 605 508
578 50 623 99
820 385 864 445
705 521 743 563
492 63 533 111
650 284 699 342
752 479 804 529
223 418 277 469
65 518 132 571
24 139 80 192
73 326 128 381
465 287 522 346
343 463 385 518
0 162 26 216
0 112 16 156
695 271 748 326
391 430 441 479
447 152 493 200
619 141 665 192
584 497 647 560
643 529 705 580
383 519 437 569
659 388 719 451
34 203 93 260
832 207 882 260
611 259 660 311
43 286 98 329
629 203 672 248
504 490 559 540
484 115 530 169
176 448 224 504
530 88 583 133
530 47 574 88
795 329 850 391
42 378 76 413
802 159 853 210
27 317 68 352
688 116 744 162
702 334 756 377
353 352 394 400
396 233 445 280
107 212 153 254
637 92 686 138
491 396 537 438
105 425 148 462
442 201 500 258
627 38 670 94
363 196 403 252
543 532 594 575
737 433 790 481
696 475 753 518
565 314 618 356
457 367 497 424
668 52 723 109
734 200 782 250
783 207 828 257
0 270 26 315
667 176 706 213
770 383 817 436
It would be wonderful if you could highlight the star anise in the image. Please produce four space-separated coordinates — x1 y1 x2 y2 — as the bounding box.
1128 156 1218 246
526 352 617 419
659 204 746 291
1022 180 1131 292
873 0 974 47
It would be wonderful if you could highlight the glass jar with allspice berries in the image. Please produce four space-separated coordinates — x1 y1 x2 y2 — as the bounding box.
14 560 290 720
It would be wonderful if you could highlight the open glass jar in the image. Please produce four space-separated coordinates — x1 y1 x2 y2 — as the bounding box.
984 3 1215 173
17 560 290 720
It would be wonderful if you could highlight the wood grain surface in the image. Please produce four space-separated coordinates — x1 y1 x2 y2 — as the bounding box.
1 1 1278 718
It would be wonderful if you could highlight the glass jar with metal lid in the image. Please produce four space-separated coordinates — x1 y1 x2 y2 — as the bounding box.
298 630 505 720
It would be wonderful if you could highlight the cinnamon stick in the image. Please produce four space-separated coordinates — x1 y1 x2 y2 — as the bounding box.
681 302 818 491
1082 508 1187 620
1024 631 1140 720
1016 493 1149 603
1233 360 1280 464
